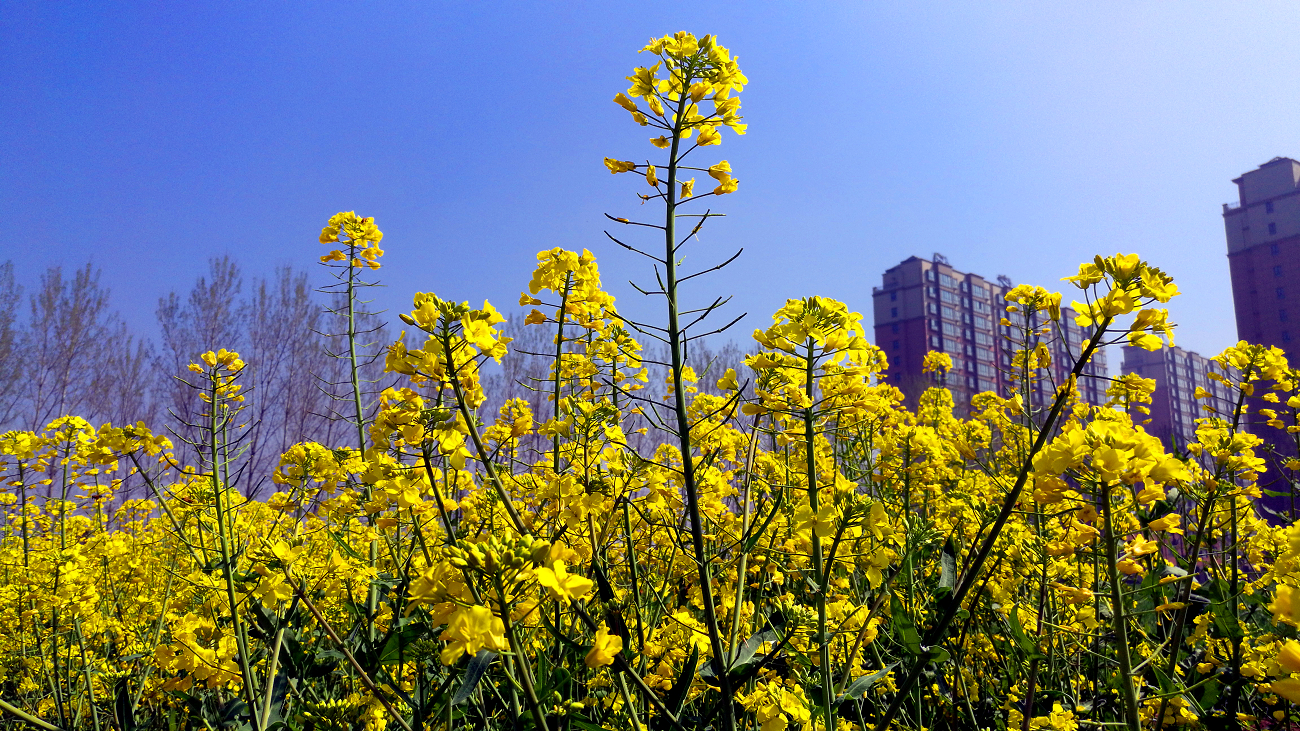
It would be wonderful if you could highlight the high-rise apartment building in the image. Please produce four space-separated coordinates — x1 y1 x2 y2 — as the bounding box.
872 255 1108 410
1224 157 1300 350
1224 157 1300 514
1120 345 1237 451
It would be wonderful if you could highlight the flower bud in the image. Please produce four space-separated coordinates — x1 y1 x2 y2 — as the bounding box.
530 540 552 566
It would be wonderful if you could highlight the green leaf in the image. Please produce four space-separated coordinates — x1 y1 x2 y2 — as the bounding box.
1151 664 1177 695
328 529 365 562
452 650 497 706
839 663 897 703
537 666 572 700
891 596 923 656
666 644 699 715
379 622 428 665
937 544 957 596
1210 601 1243 640
1199 676 1221 709
731 628 778 671
1007 610 1042 660
114 678 136 731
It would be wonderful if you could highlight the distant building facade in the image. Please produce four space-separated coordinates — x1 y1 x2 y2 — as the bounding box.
1120 345 1236 452
1224 157 1300 514
1224 157 1300 351
872 254 1108 411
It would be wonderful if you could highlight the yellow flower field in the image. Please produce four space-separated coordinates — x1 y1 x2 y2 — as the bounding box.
5 31 1300 731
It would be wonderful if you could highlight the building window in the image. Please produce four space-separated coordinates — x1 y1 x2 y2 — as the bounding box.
892 340 900 351
889 291 897 302
890 307 898 318
891 323 899 333
1277 265 1284 277
1273 243 1281 255
926 270 936 282
1267 201 1275 213
930 335 941 348
1282 309 1289 323
1279 287 1287 300
1286 331 1293 343
930 319 939 331
928 303 938 314
1270 222 1278 235
927 286 938 298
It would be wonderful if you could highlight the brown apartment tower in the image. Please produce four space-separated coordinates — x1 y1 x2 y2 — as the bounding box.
1224 158 1300 351
872 254 1108 412
1120 345 1237 453
1224 157 1300 514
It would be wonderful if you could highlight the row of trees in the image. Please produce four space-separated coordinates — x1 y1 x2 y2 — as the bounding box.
0 257 393 498
0 257 747 499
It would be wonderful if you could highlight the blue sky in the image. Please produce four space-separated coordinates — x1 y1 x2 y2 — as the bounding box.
4 2 1299 360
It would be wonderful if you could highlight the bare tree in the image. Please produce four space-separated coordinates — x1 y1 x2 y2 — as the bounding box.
243 266 342 496
0 253 411 497
0 261 23 427
156 256 247 463
311 290 400 452
23 263 118 430
89 326 159 428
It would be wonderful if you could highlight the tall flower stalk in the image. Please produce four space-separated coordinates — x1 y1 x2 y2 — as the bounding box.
603 31 748 731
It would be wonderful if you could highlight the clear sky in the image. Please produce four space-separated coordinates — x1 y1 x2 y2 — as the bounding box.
4 2 1299 360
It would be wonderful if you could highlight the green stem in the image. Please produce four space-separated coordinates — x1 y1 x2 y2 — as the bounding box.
289 576 413 731
209 378 262 731
441 331 529 536
552 274 571 474
1022 505 1051 731
343 245 382 641
1100 482 1140 731
260 627 285 728
0 698 62 731
663 78 736 731
496 576 549 731
1152 483 1220 725
804 339 834 730
876 314 1113 729
728 415 762 657
73 617 100 731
